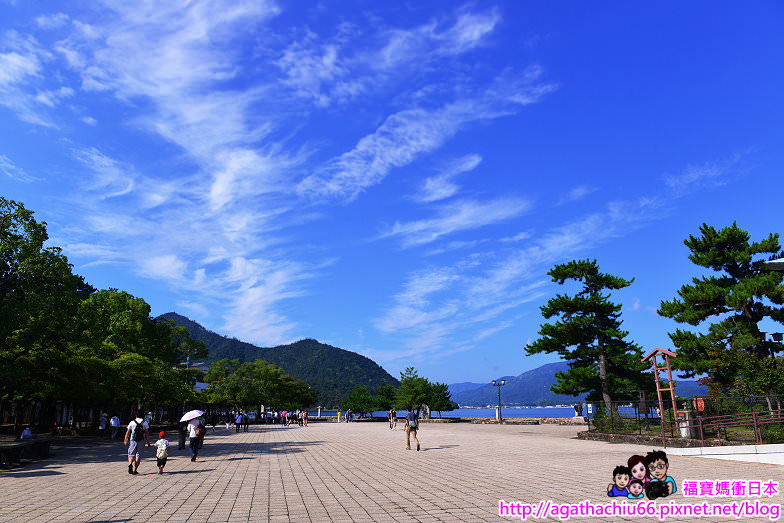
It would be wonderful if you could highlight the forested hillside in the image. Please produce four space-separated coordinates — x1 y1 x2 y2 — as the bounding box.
160 313 398 407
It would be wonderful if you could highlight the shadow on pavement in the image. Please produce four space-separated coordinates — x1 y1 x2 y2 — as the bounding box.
0 426 323 473
421 444 459 451
147 468 216 475
0 469 66 477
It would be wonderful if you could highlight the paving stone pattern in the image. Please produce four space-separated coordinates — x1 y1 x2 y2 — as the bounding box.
0 422 782 522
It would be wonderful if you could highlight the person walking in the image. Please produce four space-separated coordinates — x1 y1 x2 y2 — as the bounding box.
177 419 188 450
154 431 170 474
405 408 420 451
303 410 308 427
98 413 108 439
224 412 232 430
235 411 243 433
337 410 342 423
110 415 121 440
242 412 249 432
197 417 206 451
124 411 150 474
188 416 204 461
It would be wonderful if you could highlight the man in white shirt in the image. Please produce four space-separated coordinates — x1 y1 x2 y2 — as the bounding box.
110 415 121 440
123 411 150 475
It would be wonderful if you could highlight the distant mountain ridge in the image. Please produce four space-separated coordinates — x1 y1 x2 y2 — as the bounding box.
160 312 398 408
447 382 485 395
450 361 708 407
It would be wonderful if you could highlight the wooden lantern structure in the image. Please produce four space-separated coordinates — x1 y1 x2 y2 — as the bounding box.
641 348 679 445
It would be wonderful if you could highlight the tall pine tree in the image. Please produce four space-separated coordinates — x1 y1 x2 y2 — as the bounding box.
658 223 784 397
525 259 649 405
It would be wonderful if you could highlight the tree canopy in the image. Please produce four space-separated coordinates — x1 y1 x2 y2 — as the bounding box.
0 198 206 428
658 223 784 395
204 358 316 411
525 259 650 404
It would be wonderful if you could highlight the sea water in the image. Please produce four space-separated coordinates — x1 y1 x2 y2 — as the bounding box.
315 407 576 418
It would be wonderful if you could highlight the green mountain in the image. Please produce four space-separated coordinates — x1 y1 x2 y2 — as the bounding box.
160 312 398 408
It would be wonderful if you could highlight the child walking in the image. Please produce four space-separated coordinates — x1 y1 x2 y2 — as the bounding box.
155 431 170 474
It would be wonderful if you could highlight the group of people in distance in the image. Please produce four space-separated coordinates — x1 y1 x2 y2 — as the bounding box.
607 450 676 500
256 409 309 426
336 409 354 422
94 413 126 440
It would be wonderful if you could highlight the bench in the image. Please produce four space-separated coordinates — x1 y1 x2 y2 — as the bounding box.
0 438 55 467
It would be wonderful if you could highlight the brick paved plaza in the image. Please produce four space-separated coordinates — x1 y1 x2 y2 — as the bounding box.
1 421 782 522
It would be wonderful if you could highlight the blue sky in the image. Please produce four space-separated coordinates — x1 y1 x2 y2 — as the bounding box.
1 1 783 385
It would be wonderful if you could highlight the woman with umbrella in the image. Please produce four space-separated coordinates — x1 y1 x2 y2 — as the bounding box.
181 410 205 462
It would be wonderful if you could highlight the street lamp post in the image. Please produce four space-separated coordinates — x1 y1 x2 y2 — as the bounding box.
491 379 506 424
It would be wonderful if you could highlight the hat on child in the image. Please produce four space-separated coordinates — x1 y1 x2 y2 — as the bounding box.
159 431 166 438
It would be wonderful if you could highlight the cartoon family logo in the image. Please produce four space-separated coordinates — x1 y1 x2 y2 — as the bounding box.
607 450 676 500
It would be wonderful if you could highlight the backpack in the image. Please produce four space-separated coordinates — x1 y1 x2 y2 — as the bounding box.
196 422 206 438
408 415 418 429
156 443 168 459
131 420 145 442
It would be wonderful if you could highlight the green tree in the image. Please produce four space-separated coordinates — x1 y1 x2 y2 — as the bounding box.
0 198 94 432
342 385 377 416
76 288 206 415
658 223 784 399
426 382 456 417
375 384 398 411
79 289 204 366
525 259 649 405
395 367 431 413
205 359 315 412
204 359 241 391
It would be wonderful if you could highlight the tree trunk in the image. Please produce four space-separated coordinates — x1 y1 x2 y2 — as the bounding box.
13 402 24 438
597 345 613 408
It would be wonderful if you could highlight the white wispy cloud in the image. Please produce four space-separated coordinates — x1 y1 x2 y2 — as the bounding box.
380 197 532 247
665 156 740 195
275 29 354 107
42 1 324 345
35 13 70 29
299 68 556 200
34 86 74 106
72 147 135 199
0 31 58 127
0 154 34 181
272 7 501 110
426 238 492 256
376 8 500 69
139 254 188 281
499 231 531 243
373 194 664 360
81 115 97 126
557 185 597 205
414 154 481 203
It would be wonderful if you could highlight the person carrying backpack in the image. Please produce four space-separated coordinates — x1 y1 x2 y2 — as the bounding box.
405 407 420 451
124 410 150 474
